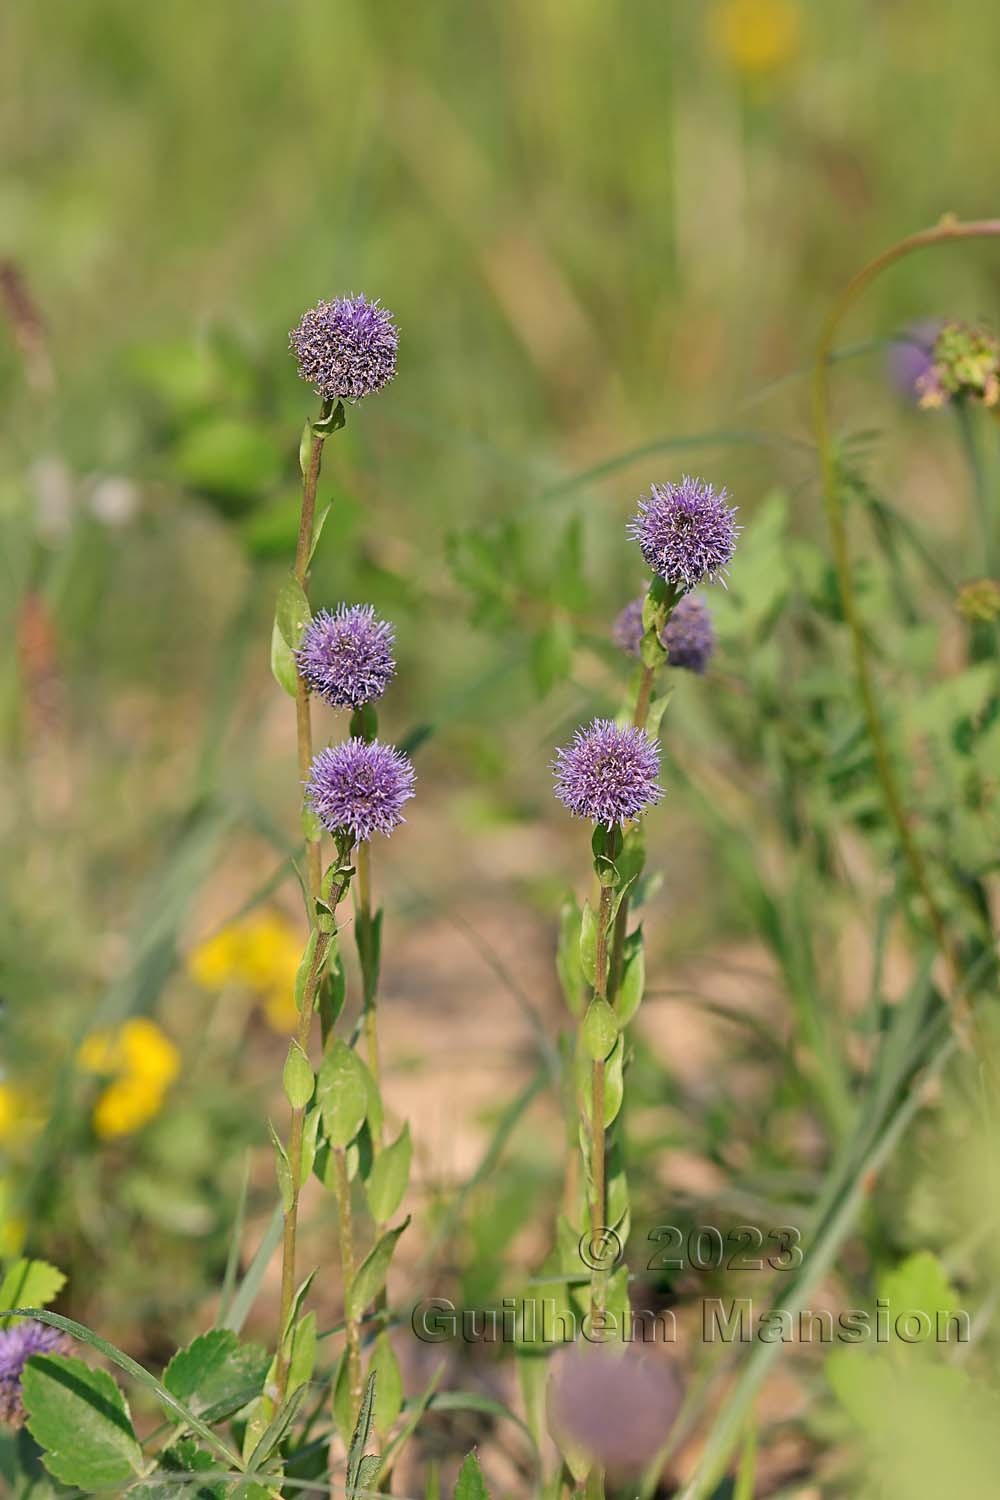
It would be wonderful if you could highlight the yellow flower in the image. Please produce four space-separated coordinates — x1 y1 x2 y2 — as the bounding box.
709 0 801 75
78 1019 180 1139
79 1019 180 1087
93 1075 166 1140
188 912 304 1034
186 926 245 991
0 1178 26 1257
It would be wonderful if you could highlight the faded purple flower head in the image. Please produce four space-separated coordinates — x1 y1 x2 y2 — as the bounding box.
663 593 715 674
0 1321 72 1427
553 718 662 828
306 738 415 843
887 321 941 402
612 596 645 658
296 604 395 710
289 295 398 402
628 476 738 589
547 1343 683 1478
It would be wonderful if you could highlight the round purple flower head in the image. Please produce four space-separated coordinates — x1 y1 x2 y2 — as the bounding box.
296 604 395 710
612 596 645 658
306 738 415 843
547 1343 682 1479
662 593 714 674
289 295 398 402
0 1321 72 1427
553 718 662 828
887 321 941 402
627 476 738 590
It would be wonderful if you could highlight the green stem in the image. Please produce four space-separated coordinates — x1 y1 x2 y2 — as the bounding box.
276 394 337 1401
294 396 334 909
812 215 1000 1034
356 838 382 1121
331 1142 363 1421
589 881 614 1325
608 660 658 1001
275 922 331 1399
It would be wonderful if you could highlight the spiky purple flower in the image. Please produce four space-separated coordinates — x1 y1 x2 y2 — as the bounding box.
553 718 662 828
0 1321 72 1427
296 604 395 709
663 593 715 674
289 295 398 402
627 476 738 589
612 596 645 658
547 1343 682 1478
306 738 415 843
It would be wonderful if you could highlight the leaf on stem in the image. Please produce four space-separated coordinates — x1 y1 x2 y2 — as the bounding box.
346 1219 411 1322
23 1355 144 1491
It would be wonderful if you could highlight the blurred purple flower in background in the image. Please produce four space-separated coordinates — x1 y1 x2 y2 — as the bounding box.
553 718 662 827
0 1321 71 1427
887 321 941 402
663 593 715 674
614 592 715 674
612 596 646 658
306 738 415 843
296 604 396 710
289 294 398 402
547 1342 683 1478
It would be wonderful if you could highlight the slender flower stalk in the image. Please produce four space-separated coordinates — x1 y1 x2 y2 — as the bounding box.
811 216 1000 1037
275 392 337 1401
275 292 401 1414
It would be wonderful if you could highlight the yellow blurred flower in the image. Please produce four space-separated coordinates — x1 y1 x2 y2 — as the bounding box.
93 1075 166 1140
709 0 801 75
187 912 303 1033
0 1178 26 1257
0 1083 43 1146
78 1018 180 1140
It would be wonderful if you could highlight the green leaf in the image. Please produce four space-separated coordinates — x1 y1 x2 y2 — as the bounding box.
556 896 587 1017
163 1329 268 1423
23 1355 144 1490
131 1438 227 1500
372 1332 403 1435
283 1042 314 1110
582 999 619 1061
366 1123 412 1225
287 1311 317 1396
308 502 333 566
615 929 645 1025
270 618 299 698
314 400 346 436
317 1040 369 1147
173 417 282 507
275 573 312 650
579 899 598 987
346 1370 378 1497
530 616 574 696
347 1219 410 1322
454 1450 491 1500
645 690 673 743
0 1260 66 1327
268 1122 294 1213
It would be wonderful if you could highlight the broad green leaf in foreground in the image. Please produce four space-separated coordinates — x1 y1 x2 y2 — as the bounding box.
23 1354 145 1491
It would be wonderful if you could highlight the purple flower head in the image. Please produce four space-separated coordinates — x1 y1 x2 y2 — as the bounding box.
553 718 662 828
627 476 738 590
663 593 715 674
296 604 395 710
612 596 645 658
306 738 415 843
0 1321 72 1427
887 321 941 402
547 1343 683 1478
289 295 398 402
